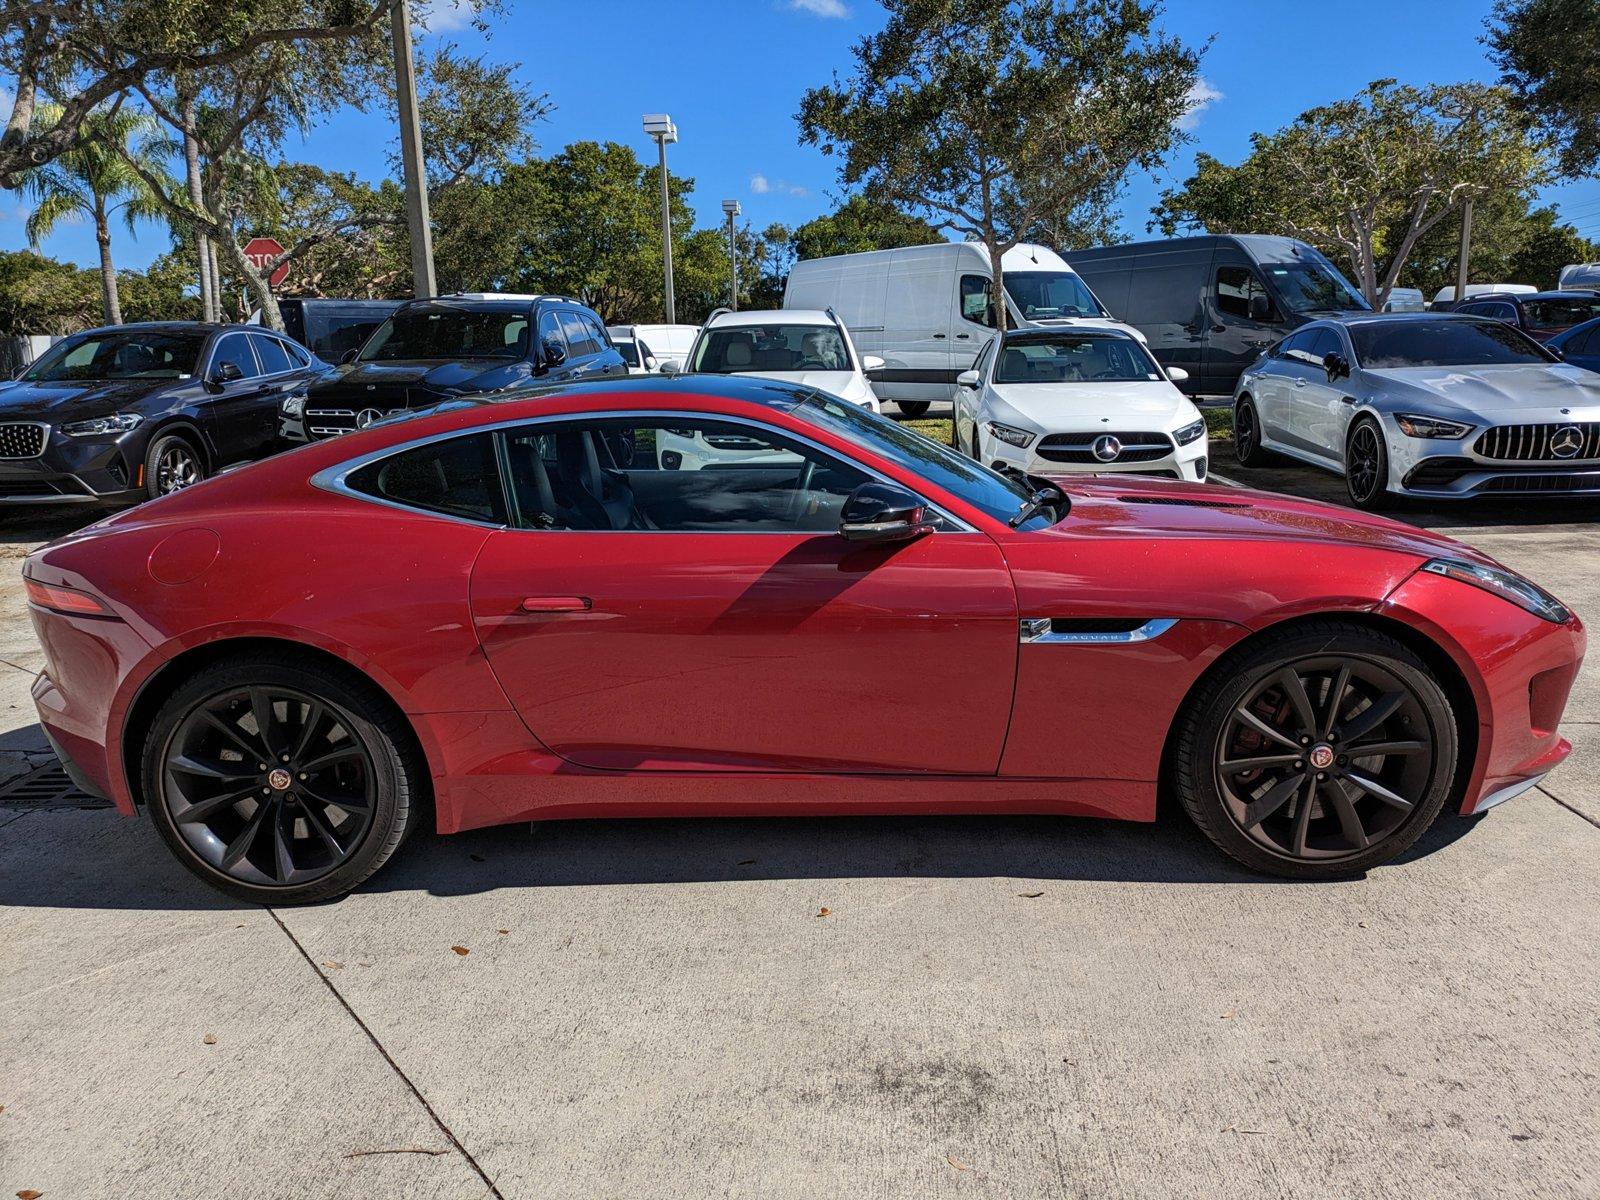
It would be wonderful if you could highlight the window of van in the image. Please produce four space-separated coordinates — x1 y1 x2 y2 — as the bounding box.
960 275 996 327
1262 262 1366 314
1216 266 1278 322
1003 271 1106 320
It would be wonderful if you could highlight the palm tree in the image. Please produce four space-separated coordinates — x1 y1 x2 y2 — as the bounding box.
21 106 172 325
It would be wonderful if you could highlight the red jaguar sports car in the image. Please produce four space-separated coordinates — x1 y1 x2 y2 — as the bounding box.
24 377 1584 903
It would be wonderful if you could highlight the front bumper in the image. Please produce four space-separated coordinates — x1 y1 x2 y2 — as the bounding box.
0 427 145 504
983 429 1209 482
1384 415 1600 498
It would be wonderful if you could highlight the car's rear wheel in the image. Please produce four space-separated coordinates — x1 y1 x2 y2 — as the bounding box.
898 400 930 419
1345 417 1392 510
145 432 205 499
1172 622 1458 879
143 655 421 904
1233 395 1272 467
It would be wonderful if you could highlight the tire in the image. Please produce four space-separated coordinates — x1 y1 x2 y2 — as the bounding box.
969 420 983 462
143 653 422 904
144 431 206 499
1172 621 1458 879
898 400 931 419
1345 417 1393 510
1232 395 1272 467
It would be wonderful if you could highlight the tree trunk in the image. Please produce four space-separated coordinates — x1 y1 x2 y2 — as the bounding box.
179 89 216 323
94 203 121 325
214 225 283 330
989 237 1008 335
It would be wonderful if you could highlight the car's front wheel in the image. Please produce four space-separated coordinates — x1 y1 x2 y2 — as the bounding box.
1172 621 1459 879
898 400 930 419
143 654 422 904
145 432 206 499
1345 417 1393 510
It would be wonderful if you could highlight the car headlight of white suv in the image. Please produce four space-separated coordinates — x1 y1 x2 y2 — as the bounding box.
986 421 1034 448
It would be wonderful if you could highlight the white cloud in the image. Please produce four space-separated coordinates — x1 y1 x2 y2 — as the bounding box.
1178 78 1223 131
749 173 809 197
787 0 849 16
414 0 475 34
750 173 771 194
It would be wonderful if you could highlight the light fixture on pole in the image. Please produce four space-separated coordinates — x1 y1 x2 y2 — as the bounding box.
643 113 678 323
721 199 741 311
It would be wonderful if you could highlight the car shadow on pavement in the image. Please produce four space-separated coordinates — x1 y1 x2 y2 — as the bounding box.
0 798 1483 911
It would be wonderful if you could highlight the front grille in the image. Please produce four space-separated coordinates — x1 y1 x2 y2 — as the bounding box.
1035 431 1172 464
1478 471 1600 494
306 408 359 438
0 422 46 458
1475 423 1600 461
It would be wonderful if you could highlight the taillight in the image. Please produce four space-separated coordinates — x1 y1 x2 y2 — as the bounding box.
24 578 115 617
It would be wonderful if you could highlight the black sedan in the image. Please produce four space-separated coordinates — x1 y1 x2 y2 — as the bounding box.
0 322 325 505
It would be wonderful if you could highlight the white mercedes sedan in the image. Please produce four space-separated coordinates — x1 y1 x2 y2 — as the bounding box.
953 329 1209 481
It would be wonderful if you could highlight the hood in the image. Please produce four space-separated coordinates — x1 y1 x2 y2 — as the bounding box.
1038 475 1496 566
735 369 873 404
988 380 1193 430
0 378 174 421
1370 363 1600 423
317 359 506 396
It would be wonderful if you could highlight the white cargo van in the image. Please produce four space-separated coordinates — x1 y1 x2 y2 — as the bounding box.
784 242 1137 416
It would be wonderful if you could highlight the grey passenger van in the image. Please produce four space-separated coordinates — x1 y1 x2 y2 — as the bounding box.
1065 235 1369 395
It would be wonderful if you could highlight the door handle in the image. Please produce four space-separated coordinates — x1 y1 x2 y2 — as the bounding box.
1211 324 1226 333
955 333 971 339
933 334 947 339
519 596 591 613
1293 378 1307 388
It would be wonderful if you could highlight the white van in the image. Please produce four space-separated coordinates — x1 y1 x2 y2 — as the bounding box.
783 242 1138 415
1430 283 1535 308
1381 287 1425 313
606 323 700 372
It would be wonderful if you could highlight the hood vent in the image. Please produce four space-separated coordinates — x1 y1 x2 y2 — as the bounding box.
1116 494 1248 509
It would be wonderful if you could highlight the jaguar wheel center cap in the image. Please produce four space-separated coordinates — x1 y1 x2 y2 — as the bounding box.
1308 744 1335 771
267 768 293 791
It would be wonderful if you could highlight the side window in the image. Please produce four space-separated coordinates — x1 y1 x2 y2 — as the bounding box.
1307 328 1341 361
537 310 568 361
281 339 311 367
959 274 996 327
582 313 610 350
559 312 598 357
1215 266 1278 322
1493 303 1519 323
501 417 873 534
346 433 506 524
971 337 996 377
1277 329 1316 360
1456 302 1488 316
210 333 261 379
249 333 293 375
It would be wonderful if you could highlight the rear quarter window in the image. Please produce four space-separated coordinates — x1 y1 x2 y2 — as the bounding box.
345 433 507 524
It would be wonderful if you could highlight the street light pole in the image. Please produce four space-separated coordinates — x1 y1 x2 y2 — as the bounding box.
1454 194 1474 307
392 0 436 299
643 114 677 323
722 199 741 311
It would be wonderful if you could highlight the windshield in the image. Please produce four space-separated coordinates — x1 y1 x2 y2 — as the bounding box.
360 306 530 362
796 391 1053 529
1351 318 1557 368
22 330 206 382
692 324 850 373
994 334 1161 384
1262 262 1368 314
1004 271 1106 320
1524 297 1600 328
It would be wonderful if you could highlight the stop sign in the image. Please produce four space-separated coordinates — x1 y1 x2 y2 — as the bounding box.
243 236 289 289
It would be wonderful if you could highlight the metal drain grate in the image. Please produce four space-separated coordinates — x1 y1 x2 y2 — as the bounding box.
0 762 111 809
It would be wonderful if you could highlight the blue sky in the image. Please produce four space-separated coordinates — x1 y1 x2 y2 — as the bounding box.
7 0 1600 273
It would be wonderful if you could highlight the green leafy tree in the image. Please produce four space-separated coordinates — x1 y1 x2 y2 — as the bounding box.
791 195 943 261
0 248 97 336
798 0 1201 331
117 251 204 323
1152 80 1544 308
19 105 171 324
1487 0 1600 178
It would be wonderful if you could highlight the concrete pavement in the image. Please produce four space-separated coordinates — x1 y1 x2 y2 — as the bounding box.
2 473 1597 1199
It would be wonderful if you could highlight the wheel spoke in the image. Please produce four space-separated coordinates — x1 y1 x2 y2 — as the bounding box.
300 799 350 856
173 784 258 824
200 710 267 763
1234 707 1300 751
1339 691 1405 744
250 688 281 759
1243 774 1303 829
220 798 274 870
169 754 256 781
1346 739 1426 758
1322 780 1369 851
1220 752 1302 774
289 701 326 763
271 809 295 883
1290 779 1315 856
301 745 364 775
300 783 369 815
1274 668 1317 736
1321 665 1350 740
1344 770 1413 812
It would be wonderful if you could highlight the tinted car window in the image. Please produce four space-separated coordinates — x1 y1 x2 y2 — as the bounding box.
362 306 531 362
582 313 610 350
993 333 1160 383
1307 328 1342 360
1259 262 1366 313
348 433 506 523
250 333 294 375
1350 319 1557 368
1275 329 1317 359
1216 266 1276 321
559 312 598 357
22 330 207 381
537 310 568 359
211 333 261 379
1003 271 1105 319
502 417 870 534
1523 297 1600 328
615 340 641 367
281 339 311 367
960 274 997 327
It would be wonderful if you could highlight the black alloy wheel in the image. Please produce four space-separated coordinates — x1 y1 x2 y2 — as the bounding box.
145 656 419 903
1345 418 1390 510
1174 622 1458 878
1234 396 1267 467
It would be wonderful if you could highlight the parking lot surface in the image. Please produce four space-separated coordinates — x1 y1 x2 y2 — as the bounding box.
2 455 1597 1199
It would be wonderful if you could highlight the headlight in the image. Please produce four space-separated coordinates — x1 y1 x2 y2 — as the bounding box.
1396 413 1472 439
1174 418 1206 446
281 392 307 417
986 421 1034 448
1422 558 1571 623
59 413 142 437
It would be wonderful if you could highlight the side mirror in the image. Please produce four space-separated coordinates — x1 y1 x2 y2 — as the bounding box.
340 348 360 365
838 481 938 544
210 360 243 386
1166 366 1190 383
956 369 980 389
1247 293 1272 321
541 338 567 368
644 356 658 371
862 354 885 372
1324 352 1351 381
658 359 682 376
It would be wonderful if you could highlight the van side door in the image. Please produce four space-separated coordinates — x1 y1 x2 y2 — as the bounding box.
1205 261 1287 394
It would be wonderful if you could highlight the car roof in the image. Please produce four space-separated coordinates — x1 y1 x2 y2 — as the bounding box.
70 320 227 336
706 309 834 327
1469 289 1598 303
1317 311 1484 326
1002 327 1136 342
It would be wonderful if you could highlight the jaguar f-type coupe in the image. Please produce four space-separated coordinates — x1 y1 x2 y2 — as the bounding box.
24 377 1584 902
